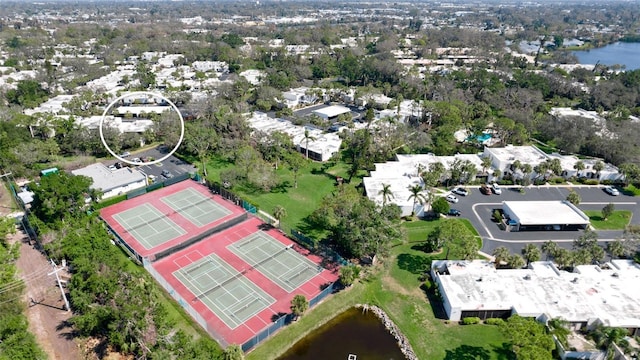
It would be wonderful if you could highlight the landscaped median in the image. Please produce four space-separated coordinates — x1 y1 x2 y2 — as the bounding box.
584 210 632 230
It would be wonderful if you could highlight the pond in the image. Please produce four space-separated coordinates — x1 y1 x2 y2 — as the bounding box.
572 42 640 70
277 307 406 360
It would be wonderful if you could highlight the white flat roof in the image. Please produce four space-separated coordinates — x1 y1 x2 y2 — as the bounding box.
72 163 146 192
312 105 351 118
503 201 589 226
433 260 640 328
485 145 548 165
247 112 342 160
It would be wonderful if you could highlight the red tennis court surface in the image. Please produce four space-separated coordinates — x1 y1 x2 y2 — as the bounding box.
151 216 340 347
100 180 246 259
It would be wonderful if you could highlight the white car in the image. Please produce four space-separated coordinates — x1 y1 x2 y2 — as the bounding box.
445 194 459 203
452 187 469 196
604 186 620 196
491 183 502 195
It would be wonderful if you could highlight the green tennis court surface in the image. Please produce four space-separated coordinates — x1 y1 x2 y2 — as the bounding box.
113 203 186 250
228 234 322 293
161 188 233 227
173 252 275 329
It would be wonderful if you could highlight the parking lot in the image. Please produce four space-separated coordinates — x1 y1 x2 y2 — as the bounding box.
103 146 197 182
442 184 639 254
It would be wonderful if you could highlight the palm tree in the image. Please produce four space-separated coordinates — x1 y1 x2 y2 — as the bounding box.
492 246 511 268
593 161 604 181
407 184 427 217
481 156 492 175
522 244 541 266
542 240 559 260
573 160 585 177
429 162 446 186
378 183 394 207
290 294 309 320
273 205 287 227
521 163 533 186
303 129 316 159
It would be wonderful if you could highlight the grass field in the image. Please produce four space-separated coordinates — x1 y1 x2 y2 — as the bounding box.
204 156 362 238
247 239 508 360
584 210 632 230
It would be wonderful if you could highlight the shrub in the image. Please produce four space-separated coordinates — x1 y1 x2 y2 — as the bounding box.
94 194 127 209
498 179 514 185
492 209 502 222
583 179 599 185
550 177 565 184
485 318 505 326
462 317 481 325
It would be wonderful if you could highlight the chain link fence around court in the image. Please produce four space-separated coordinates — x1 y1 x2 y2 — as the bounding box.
204 181 258 214
143 258 229 348
241 281 337 352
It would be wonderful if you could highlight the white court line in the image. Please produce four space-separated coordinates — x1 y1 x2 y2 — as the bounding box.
280 263 308 282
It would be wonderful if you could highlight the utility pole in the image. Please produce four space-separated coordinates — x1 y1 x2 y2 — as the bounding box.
48 259 70 312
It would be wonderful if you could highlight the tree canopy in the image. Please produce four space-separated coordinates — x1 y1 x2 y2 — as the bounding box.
30 171 95 225
310 185 402 258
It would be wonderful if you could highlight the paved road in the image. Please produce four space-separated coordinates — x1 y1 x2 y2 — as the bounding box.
443 184 638 254
103 145 196 180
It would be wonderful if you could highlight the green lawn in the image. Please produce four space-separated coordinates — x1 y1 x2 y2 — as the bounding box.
247 241 508 360
402 218 442 243
584 210 632 230
623 184 640 196
203 156 362 238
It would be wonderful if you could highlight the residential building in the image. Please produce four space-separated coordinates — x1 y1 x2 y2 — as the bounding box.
247 112 342 162
431 259 640 337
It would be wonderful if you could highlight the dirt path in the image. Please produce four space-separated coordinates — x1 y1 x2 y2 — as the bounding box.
10 231 81 360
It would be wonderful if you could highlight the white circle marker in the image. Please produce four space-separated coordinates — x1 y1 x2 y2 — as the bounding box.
99 91 184 166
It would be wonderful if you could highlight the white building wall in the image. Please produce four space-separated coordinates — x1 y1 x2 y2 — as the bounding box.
102 179 147 199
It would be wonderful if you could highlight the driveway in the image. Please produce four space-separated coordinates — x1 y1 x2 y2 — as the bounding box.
443 184 638 254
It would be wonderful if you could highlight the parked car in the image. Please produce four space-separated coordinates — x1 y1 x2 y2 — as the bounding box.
161 170 173 178
491 183 502 195
120 151 130 158
445 194 459 203
604 186 620 196
480 184 492 195
132 157 142 163
148 174 157 183
448 209 461 216
452 187 469 196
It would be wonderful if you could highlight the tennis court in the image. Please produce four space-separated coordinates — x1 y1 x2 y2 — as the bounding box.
173 251 275 329
112 203 186 250
228 233 323 293
161 188 233 227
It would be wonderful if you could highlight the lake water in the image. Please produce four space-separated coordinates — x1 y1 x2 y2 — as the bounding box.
572 42 640 70
277 307 405 360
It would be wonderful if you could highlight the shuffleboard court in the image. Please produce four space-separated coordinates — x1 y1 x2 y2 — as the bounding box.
228 233 322 293
161 188 233 227
113 203 186 250
173 251 275 329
